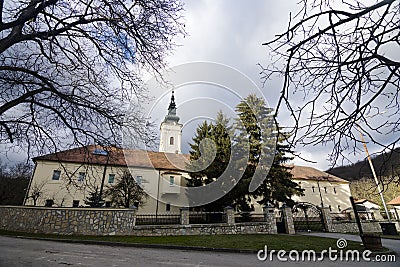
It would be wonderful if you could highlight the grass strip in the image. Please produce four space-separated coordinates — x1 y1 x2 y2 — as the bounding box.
0 230 372 252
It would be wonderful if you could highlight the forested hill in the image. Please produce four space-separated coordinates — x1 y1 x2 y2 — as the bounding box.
326 148 400 181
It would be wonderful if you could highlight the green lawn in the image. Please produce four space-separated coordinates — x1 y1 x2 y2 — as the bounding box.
0 230 370 252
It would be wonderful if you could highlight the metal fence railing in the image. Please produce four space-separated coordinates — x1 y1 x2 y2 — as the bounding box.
189 211 226 224
234 212 265 223
136 213 180 225
331 212 353 222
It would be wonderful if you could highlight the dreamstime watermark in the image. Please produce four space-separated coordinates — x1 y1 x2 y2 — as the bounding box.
257 238 396 262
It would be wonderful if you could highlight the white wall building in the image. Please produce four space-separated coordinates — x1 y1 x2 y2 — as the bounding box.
25 91 352 213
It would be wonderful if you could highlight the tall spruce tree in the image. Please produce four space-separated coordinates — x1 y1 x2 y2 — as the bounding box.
229 94 275 211
253 131 304 207
186 112 232 211
234 95 303 208
187 95 304 211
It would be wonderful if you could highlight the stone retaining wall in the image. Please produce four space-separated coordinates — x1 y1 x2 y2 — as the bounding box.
331 221 382 233
131 222 275 236
0 206 135 235
0 206 275 236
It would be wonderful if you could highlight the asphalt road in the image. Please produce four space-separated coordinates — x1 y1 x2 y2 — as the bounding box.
0 235 398 267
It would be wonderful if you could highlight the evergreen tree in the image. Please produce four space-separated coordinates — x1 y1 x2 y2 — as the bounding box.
253 131 304 207
187 95 304 211
186 112 232 211
229 94 275 211
234 95 303 208
84 186 105 208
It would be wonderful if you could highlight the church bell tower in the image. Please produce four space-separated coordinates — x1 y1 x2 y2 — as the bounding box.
159 90 182 154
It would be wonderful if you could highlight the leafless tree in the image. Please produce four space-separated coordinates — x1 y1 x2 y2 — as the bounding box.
105 171 146 208
0 0 185 157
262 0 399 166
26 181 46 206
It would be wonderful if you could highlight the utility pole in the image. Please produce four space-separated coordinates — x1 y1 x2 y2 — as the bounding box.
356 124 391 223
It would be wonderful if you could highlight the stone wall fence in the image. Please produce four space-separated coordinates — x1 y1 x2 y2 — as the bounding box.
0 205 279 236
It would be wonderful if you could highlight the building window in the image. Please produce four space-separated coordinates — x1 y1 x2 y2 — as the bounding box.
108 174 115 183
136 176 142 185
105 201 111 207
333 187 337 194
329 205 332 211
324 187 327 193
45 199 54 207
52 170 61 180
169 176 174 186
77 172 85 182
338 205 341 212
166 203 171 212
170 136 174 145
72 200 79 207
312 186 315 193
134 201 139 208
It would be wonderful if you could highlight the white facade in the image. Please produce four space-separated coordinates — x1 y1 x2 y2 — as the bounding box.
24 91 353 214
159 90 182 154
291 179 352 213
159 122 182 154
24 155 189 214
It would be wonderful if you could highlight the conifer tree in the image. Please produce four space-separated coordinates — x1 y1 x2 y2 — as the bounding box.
186 112 232 211
253 131 304 207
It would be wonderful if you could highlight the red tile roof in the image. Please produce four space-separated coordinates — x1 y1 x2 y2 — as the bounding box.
33 146 348 183
33 145 189 171
388 196 400 206
289 165 349 183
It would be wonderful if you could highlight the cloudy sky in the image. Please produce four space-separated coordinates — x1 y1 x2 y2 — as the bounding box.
3 0 392 172
143 0 398 171
144 0 345 170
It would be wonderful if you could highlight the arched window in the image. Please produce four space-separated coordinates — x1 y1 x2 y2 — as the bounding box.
170 136 174 145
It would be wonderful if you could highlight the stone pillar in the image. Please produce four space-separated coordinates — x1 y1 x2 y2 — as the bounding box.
321 207 334 232
225 206 235 225
180 207 189 225
372 209 384 221
282 206 295 234
263 205 277 234
130 205 138 227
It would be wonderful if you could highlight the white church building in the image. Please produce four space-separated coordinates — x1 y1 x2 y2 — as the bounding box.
24 91 352 214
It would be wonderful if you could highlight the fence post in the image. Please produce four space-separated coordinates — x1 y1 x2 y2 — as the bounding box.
225 206 235 225
263 205 277 234
372 209 384 221
321 207 333 232
130 205 138 227
180 207 189 225
282 205 295 234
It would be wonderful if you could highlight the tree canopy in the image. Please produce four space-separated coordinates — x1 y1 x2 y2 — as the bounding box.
187 95 303 210
0 0 185 156
263 0 399 165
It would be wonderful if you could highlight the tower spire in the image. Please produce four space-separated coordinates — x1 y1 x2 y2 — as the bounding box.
159 89 182 154
168 89 176 112
164 89 179 122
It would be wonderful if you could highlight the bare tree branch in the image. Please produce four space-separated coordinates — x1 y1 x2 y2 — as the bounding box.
262 0 399 168
0 0 185 157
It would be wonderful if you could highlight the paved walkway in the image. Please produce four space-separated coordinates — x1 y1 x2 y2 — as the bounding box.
300 232 400 255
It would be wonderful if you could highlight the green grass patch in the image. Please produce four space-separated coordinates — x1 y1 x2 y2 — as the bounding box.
381 234 400 240
0 229 369 252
